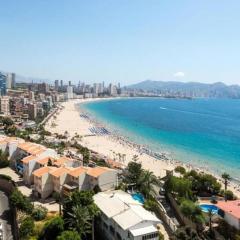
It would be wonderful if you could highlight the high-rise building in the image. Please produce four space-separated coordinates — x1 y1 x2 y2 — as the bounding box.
67 85 73 99
60 80 63 90
109 83 117 96
6 73 15 89
0 72 7 96
28 103 37 120
93 83 100 95
0 96 10 115
38 83 49 94
29 91 35 101
54 80 59 91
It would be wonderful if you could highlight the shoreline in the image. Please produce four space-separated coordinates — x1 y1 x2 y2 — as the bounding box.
45 98 240 198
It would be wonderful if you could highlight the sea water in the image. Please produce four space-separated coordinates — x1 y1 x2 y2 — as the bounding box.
80 98 240 180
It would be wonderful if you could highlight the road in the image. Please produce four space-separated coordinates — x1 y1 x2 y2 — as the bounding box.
0 191 13 240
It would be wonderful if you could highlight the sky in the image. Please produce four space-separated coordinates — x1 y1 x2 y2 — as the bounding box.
0 0 240 85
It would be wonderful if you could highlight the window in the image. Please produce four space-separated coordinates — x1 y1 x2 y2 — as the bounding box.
142 232 159 240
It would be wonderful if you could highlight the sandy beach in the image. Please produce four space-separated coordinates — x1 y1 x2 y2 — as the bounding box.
45 99 240 198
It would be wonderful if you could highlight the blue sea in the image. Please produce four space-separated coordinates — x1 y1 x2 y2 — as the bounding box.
80 98 240 180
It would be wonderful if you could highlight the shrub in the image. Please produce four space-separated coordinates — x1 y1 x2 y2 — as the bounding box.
32 205 48 221
57 230 81 240
0 174 12 181
38 216 64 240
225 190 235 200
19 216 34 239
144 199 159 212
0 158 9 168
10 189 33 214
175 166 186 175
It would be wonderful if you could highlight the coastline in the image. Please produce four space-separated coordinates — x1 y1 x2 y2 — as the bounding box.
45 98 240 198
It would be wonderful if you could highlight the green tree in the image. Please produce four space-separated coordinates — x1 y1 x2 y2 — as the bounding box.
1 117 14 126
66 205 92 237
222 172 231 201
180 200 204 224
38 216 64 240
31 205 48 221
138 170 159 198
165 176 193 199
0 149 9 168
19 216 34 239
10 189 33 214
175 166 186 175
208 209 214 233
125 161 142 188
144 199 159 212
224 190 235 200
57 230 81 240
63 191 99 239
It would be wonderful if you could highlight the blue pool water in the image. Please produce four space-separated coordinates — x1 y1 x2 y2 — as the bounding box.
81 98 240 179
132 193 145 204
200 204 219 214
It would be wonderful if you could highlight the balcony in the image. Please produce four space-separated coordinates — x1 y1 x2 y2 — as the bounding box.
62 182 78 196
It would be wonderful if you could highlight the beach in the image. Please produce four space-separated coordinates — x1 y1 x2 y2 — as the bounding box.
45 99 240 198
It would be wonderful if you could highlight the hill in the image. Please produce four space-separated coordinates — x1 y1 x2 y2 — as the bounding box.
126 80 240 98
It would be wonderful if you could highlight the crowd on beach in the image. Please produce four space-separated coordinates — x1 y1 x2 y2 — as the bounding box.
47 100 240 198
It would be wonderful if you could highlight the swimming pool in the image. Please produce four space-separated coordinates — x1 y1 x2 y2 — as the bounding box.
200 204 219 214
132 193 145 204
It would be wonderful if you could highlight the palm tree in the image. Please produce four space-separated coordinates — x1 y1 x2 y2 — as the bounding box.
222 172 231 201
66 205 92 238
138 170 159 198
208 208 214 233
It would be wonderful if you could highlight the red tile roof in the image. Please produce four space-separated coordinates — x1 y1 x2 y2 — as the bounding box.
217 200 240 219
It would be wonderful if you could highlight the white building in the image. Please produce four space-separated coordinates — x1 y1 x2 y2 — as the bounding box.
109 84 118 96
217 200 240 230
94 190 161 240
6 73 15 89
0 96 10 115
67 86 74 99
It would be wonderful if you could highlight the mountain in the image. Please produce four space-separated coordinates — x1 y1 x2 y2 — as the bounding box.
15 74 51 84
126 80 240 98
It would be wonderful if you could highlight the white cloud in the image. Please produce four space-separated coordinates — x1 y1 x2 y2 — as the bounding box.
173 72 185 78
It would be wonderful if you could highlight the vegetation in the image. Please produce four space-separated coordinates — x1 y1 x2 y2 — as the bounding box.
175 166 186 175
10 189 33 214
143 199 159 212
216 218 240 240
31 205 48 221
63 190 99 239
0 174 12 181
57 230 81 240
222 172 231 201
224 189 236 200
174 226 201 240
19 216 35 240
165 176 193 200
0 149 9 168
71 142 90 164
180 200 204 224
38 216 64 240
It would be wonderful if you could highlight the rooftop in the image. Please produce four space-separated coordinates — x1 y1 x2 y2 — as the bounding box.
69 166 87 178
87 166 114 178
217 200 240 219
94 190 160 230
33 166 57 177
22 155 37 163
36 156 55 165
50 167 71 177
18 142 46 155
